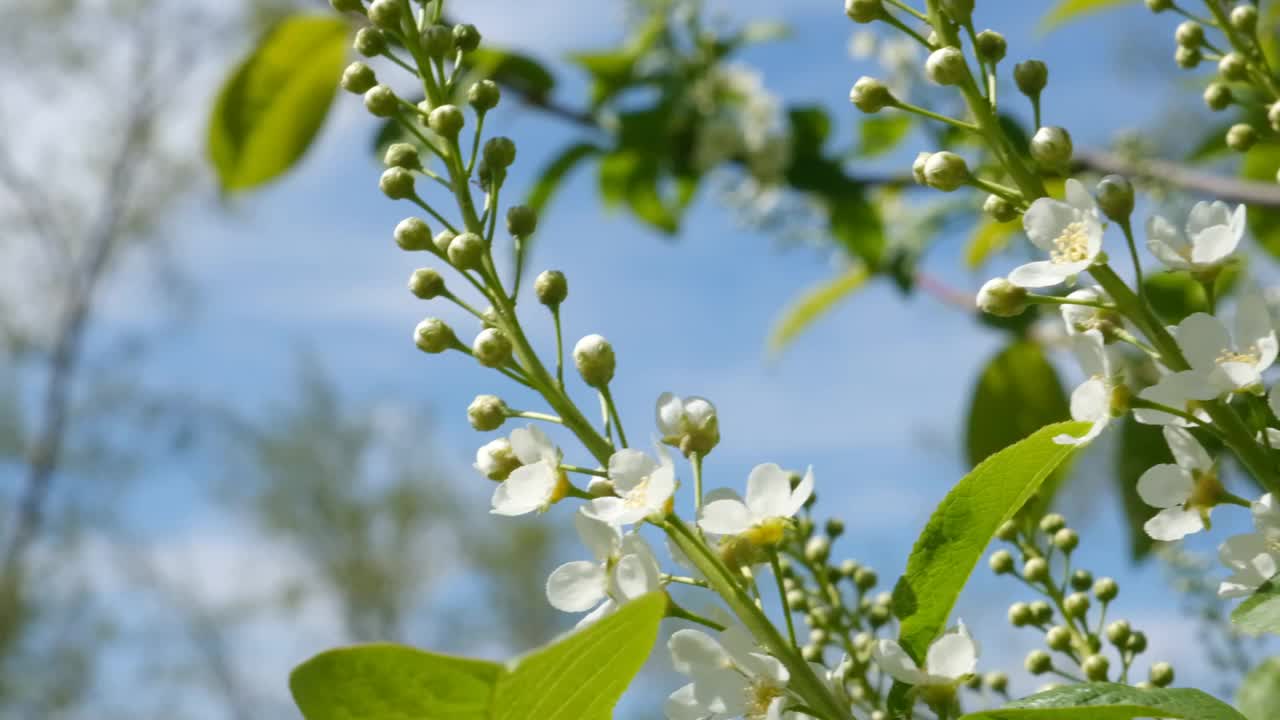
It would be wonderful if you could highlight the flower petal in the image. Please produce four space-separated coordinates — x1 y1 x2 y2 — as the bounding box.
656 392 683 436
1136 464 1192 509
780 466 815 518
510 425 557 465
745 463 794 519
490 461 557 516
1145 215 1191 270
608 448 658 491
1174 313 1230 370
1190 223 1240 266
669 629 728 675
1163 426 1212 472
1144 506 1206 541
546 561 608 612
1064 178 1096 214
576 598 617 628
574 508 621 560
924 621 978 680
698 498 753 535
1022 197 1077 252
664 684 706 720
871 639 925 685
1236 290 1277 369
613 552 662 600
1008 260 1072 288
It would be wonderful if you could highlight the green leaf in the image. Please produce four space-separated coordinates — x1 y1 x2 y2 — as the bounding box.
768 265 871 356
1114 416 1167 560
208 14 348 191
528 142 602 214
892 421 1089 660
1238 658 1280 720
1040 0 1138 32
964 218 1020 270
1144 272 1210 324
961 682 1247 720
858 115 913 158
1241 143 1280 258
290 593 667 720
1232 580 1280 636
598 150 689 233
467 47 556 102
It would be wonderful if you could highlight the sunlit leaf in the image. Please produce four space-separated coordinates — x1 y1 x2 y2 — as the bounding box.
1040 0 1138 32
528 143 602 213
768 265 870 356
964 341 1070 471
1232 581 1280 636
964 217 1020 269
1238 658 1280 720
858 115 912 158
961 682 1246 719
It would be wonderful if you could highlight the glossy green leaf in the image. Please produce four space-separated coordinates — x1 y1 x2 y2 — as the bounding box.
858 115 912 158
892 421 1089 660
208 14 348 191
598 150 690 234
1238 658 1280 720
528 142 602 213
1144 272 1210 324
291 593 667 720
1241 143 1280 258
1232 580 1280 636
1114 416 1166 560
961 682 1247 719
965 341 1070 470
1040 0 1138 31
768 265 870 356
964 218 1019 269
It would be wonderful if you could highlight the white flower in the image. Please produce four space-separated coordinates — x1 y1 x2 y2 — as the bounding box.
1264 384 1280 446
1137 426 1219 541
871 621 979 687
474 437 520 480
584 446 678 526
490 425 566 516
657 392 720 455
698 464 814 542
1060 286 1116 335
1146 201 1246 272
1132 371 1209 427
1168 291 1277 399
1218 531 1280 598
1008 179 1103 288
545 510 663 626
1055 329 1121 446
665 626 791 720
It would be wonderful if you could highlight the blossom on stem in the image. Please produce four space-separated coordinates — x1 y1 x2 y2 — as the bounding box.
1055 329 1123 446
1146 201 1246 272
871 621 979 687
584 446 678 527
1168 291 1277 399
698 464 813 546
490 425 567 516
545 510 663 627
1217 494 1280 598
657 392 720 456
1008 179 1103 288
665 626 792 720
1060 286 1118 336
1137 426 1222 540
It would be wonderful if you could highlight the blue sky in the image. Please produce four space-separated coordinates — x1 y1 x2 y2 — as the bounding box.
77 0 1280 712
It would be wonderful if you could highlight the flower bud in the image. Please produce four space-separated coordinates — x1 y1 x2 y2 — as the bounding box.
414 317 455 353
1219 52 1249 81
535 270 568 307
341 62 378 94
1040 513 1066 533
825 518 845 538
507 205 538 237
983 194 1018 223
364 85 399 118
786 589 808 611
975 30 1007 64
849 76 895 113
1030 126 1073 169
804 536 831 563
1175 46 1201 69
1083 654 1110 681
1105 619 1131 645
1231 5 1258 33
985 671 1009 693
925 47 967 86
393 217 431 251
469 79 501 112
976 278 1029 318
1045 625 1072 651
453 23 482 52
1064 592 1091 618
475 438 520 480
1093 576 1119 602
420 24 455 58
330 0 363 11
1009 602 1033 627
1175 20 1204 48
384 142 421 170
1030 600 1053 624
838 559 859 578
996 520 1019 541
472 328 512 367
1023 557 1049 583
1025 650 1052 675
467 394 509 431
1070 569 1094 591
354 27 387 57
1227 123 1258 152
1145 0 1172 10
1269 103 1280 133
923 151 969 191
989 549 1015 574
408 268 445 299
1095 175 1134 222
845 0 882 22
573 334 616 387
480 305 501 329
1205 82 1233 110
911 152 931 185
1053 528 1079 552
432 230 455 255
380 167 416 200
854 567 878 590
366 0 400 29
1149 662 1174 688
867 603 892 627
428 104 465 137
484 137 517 169
447 232 485 269
1014 60 1049 97
1127 631 1148 653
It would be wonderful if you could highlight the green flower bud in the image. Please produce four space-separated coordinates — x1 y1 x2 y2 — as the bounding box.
341 61 378 94
1227 123 1258 152
384 142 421 170
1149 661 1175 688
428 104 465 137
1025 650 1052 675
364 85 399 118
1231 5 1258 33
976 278 1028 318
825 518 845 538
1046 625 1073 651
330 0 364 12
786 589 808 611
366 0 400 29
1067 570 1093 592
1064 592 1091 618
1094 576 1119 602
1176 20 1204 48
483 137 517 169
1023 557 1049 583
1030 126 1073 169
1014 60 1049 97
408 267 445 299
1106 619 1131 645
868 602 892 627
1083 655 1110 682
1039 513 1067 534
354 27 388 57
414 317 455 353
432 230 455 255
1009 602 1033 627
1145 0 1172 11
472 328 512 367
447 232 485 269
1268 102 1280 133
420 24 455 58
467 394 509 431
1095 175 1134 222
805 536 831 563
926 47 967 86
507 205 538 237
996 520 1019 541
801 644 823 662
839 559 859 577
911 151 932 185
808 628 829 646
469 79 501 112
394 217 432 251
923 151 969 191
989 549 1015 574
855 567 878 590
573 334 616 387
1030 600 1054 624
453 23 482 52
985 671 1009 693
1205 82 1233 110
380 167 416 199
983 194 1018 223
845 0 882 23
1220 52 1249 81
849 76 895 113
1053 528 1079 552
1086 633 1102 654
535 270 568 307
1175 46 1201 69
975 30 1007 64
1127 631 1148 653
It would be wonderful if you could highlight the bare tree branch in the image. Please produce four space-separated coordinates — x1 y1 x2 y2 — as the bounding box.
1073 148 1280 207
